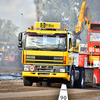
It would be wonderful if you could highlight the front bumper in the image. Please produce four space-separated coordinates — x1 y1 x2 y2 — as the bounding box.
22 71 70 81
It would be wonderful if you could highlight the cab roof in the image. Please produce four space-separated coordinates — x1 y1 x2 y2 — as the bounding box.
26 29 68 35
26 22 69 35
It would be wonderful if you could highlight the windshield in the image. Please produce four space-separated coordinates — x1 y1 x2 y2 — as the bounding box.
25 33 67 51
90 32 100 41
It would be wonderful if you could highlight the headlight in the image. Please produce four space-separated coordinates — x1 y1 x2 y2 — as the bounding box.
60 69 65 72
24 67 29 71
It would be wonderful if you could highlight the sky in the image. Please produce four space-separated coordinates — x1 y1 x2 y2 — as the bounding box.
0 0 36 35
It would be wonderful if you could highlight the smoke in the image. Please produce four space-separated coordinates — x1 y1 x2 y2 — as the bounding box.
34 0 44 22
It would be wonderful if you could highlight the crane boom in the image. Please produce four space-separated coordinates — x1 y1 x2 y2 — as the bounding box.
75 1 92 33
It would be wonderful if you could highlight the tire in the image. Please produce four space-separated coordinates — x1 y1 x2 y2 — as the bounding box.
93 75 96 87
36 81 42 87
74 69 85 88
80 70 85 88
23 77 33 86
68 70 75 88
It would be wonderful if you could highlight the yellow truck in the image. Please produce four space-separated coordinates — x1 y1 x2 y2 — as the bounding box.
18 22 85 88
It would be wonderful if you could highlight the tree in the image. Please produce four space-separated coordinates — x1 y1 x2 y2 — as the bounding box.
0 19 19 44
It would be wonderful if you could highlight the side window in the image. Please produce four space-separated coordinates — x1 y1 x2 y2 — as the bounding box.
69 38 72 49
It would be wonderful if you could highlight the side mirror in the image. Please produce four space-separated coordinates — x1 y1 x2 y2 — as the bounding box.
18 33 22 41
72 39 76 47
18 33 23 49
18 41 22 48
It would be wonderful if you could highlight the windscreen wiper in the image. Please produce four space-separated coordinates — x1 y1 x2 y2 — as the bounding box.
50 48 65 51
25 47 43 50
32 47 43 50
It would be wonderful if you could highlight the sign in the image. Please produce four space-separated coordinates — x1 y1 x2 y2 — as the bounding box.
58 84 68 100
89 46 100 52
89 56 99 61
35 22 60 29
93 61 100 68
89 47 94 52
29 65 35 71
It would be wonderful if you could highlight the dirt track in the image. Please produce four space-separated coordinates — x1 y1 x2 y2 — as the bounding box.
0 66 23 74
0 66 100 100
0 80 100 100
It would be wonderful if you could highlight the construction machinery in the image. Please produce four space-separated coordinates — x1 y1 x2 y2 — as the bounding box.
77 1 100 86
0 42 22 67
0 42 11 65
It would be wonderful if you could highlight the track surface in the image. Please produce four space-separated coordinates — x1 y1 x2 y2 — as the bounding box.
0 80 100 100
0 66 100 100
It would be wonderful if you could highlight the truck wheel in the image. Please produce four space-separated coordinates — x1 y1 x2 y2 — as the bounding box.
93 76 96 87
80 70 85 88
75 69 85 88
36 81 42 87
68 70 75 88
23 77 33 86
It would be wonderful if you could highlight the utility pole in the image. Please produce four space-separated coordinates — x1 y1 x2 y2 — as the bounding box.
21 13 23 31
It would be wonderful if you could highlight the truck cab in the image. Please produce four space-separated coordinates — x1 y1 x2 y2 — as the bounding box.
18 22 84 88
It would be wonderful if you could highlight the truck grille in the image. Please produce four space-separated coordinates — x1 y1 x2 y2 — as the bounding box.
26 55 63 64
35 65 53 69
35 65 53 72
26 55 63 60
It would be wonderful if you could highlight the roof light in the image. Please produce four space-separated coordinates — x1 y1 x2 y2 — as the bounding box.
63 27 66 31
85 20 90 25
94 45 99 48
85 20 87 25
87 21 90 24
31 26 34 30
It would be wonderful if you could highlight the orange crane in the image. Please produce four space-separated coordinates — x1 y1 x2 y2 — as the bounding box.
75 1 92 33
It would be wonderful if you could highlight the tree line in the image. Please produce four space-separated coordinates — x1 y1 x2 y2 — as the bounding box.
0 19 18 44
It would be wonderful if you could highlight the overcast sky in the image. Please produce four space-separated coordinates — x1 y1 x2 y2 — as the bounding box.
0 0 36 34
